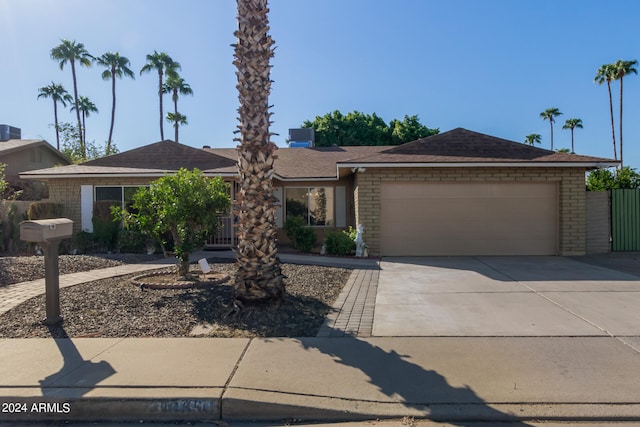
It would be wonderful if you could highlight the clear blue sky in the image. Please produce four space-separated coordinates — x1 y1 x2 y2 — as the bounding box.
2 0 640 166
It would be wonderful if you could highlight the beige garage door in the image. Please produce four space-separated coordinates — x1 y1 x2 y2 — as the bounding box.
381 182 558 256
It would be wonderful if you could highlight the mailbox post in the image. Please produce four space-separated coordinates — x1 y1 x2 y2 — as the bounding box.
20 218 73 325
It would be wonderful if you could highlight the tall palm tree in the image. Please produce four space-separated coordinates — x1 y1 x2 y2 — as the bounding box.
140 51 180 141
50 39 93 158
71 96 98 147
163 75 193 142
233 0 284 305
37 82 72 150
166 112 188 142
562 118 583 154
594 63 618 160
95 52 135 154
612 59 638 167
524 133 541 146
540 107 562 150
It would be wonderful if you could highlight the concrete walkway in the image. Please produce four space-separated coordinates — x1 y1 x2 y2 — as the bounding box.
3 253 640 423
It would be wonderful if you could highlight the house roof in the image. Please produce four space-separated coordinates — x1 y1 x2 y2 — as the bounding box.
337 128 617 167
204 145 387 180
21 140 238 179
84 140 237 173
20 128 617 181
0 139 70 164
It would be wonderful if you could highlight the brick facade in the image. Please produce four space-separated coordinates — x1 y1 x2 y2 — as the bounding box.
48 177 153 233
354 167 588 256
48 167 589 256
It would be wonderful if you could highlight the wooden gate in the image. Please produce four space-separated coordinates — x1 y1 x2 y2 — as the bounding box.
611 189 640 251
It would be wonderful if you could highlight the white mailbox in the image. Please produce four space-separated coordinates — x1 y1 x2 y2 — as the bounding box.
20 218 74 243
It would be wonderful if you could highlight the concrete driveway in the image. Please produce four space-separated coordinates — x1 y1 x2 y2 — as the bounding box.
373 256 640 337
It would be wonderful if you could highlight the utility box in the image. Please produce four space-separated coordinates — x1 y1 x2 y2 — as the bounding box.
20 218 73 243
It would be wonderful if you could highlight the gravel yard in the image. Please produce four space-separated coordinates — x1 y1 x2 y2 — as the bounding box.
0 254 351 338
0 253 162 287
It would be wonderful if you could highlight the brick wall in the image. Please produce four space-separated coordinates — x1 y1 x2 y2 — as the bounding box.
585 191 611 254
48 177 153 233
353 167 588 256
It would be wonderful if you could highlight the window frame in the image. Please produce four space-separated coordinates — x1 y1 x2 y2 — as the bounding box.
284 186 335 227
94 185 149 211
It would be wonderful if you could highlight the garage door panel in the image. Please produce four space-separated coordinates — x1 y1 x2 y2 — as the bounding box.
381 182 557 256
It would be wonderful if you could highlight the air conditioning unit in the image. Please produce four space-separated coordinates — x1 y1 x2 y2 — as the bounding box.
289 128 315 147
290 141 311 148
0 125 21 141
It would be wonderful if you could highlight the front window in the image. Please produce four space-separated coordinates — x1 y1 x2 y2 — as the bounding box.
95 186 147 212
285 187 334 226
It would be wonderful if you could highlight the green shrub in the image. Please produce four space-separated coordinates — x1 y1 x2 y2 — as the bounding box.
5 202 26 252
73 231 95 253
345 225 358 241
27 202 63 220
117 226 148 254
92 200 120 251
284 216 317 252
324 229 356 256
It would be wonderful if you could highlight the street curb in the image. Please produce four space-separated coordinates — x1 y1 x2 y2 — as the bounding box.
0 396 220 423
4 396 640 423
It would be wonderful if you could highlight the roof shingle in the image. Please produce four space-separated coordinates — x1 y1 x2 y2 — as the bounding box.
21 129 617 180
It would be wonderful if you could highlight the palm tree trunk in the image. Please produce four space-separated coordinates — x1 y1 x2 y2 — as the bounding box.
174 89 179 142
107 67 116 154
233 0 284 304
550 121 554 151
571 129 575 153
82 111 87 147
620 76 624 167
607 81 617 160
158 70 164 140
53 100 60 151
70 60 86 159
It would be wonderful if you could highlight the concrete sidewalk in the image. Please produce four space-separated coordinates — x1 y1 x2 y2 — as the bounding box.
2 336 640 423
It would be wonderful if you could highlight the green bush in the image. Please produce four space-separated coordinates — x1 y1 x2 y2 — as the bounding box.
117 226 148 254
284 216 317 253
92 200 120 251
324 229 356 256
5 202 25 252
73 231 95 253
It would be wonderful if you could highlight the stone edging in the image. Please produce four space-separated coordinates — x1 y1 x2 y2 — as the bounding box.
131 268 230 290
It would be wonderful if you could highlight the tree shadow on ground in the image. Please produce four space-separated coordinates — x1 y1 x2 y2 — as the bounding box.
176 286 334 337
300 337 535 426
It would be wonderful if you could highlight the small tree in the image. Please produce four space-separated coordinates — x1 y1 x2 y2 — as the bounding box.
586 166 640 191
58 122 118 163
116 168 230 277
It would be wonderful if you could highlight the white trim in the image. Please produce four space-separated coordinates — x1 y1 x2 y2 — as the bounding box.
338 162 618 170
274 175 339 182
80 185 93 232
326 161 617 179
21 172 239 179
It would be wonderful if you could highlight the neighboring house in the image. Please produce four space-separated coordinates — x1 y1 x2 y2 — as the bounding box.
0 135 71 199
21 128 617 256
